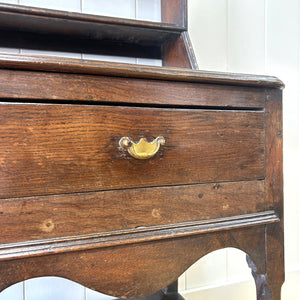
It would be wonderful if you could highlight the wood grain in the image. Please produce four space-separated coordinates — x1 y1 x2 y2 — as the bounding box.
161 0 187 27
0 211 278 262
161 0 196 70
0 69 266 108
0 104 265 199
0 3 183 47
0 3 185 31
265 89 283 213
162 32 198 69
0 226 268 297
0 180 265 244
0 3 284 299
0 54 284 88
264 89 284 300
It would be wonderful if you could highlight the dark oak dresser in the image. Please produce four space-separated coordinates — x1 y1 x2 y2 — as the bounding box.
0 1 284 300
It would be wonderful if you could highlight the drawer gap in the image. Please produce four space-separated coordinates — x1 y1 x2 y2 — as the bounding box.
0 98 265 112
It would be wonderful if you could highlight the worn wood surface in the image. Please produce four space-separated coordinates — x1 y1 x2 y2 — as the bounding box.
161 0 196 69
0 2 284 299
0 68 267 108
0 104 264 199
247 254 271 299
0 211 279 262
241 89 284 300
264 90 284 300
0 225 268 298
0 66 284 300
162 32 198 69
0 180 265 244
265 89 283 214
0 3 185 32
161 0 187 28
0 3 183 59
0 54 283 88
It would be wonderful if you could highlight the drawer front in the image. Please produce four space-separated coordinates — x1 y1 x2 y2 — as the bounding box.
0 103 264 199
0 180 264 244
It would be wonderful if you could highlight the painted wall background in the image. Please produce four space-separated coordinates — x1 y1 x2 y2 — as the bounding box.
0 0 299 299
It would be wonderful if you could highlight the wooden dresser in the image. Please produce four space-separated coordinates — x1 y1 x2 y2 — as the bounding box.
0 2 284 300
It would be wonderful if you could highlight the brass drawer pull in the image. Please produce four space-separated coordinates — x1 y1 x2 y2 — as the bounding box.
119 136 165 160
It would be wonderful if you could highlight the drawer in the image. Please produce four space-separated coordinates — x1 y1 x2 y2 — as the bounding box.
0 103 264 199
0 180 265 244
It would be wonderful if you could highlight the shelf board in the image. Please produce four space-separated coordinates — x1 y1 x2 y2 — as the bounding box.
0 3 186 58
0 53 284 88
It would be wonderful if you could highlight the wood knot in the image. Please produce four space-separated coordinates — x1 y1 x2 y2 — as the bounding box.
213 183 221 190
222 204 230 210
152 209 161 218
40 219 55 233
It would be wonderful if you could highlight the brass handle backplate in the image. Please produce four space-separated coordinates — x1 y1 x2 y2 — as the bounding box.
119 136 165 160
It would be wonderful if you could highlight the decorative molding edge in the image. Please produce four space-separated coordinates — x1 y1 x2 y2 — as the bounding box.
0 211 279 261
0 54 284 88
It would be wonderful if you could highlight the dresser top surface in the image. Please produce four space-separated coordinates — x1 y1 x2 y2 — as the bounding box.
0 53 284 89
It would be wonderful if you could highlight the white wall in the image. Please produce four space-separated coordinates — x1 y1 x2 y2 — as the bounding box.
0 0 299 299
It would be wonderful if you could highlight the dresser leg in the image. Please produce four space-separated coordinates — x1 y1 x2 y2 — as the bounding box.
247 255 272 300
264 223 284 300
247 223 284 300
121 281 185 300
161 280 185 300
247 255 283 300
161 293 185 300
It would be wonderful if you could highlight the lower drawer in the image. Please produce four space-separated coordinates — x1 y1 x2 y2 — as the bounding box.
0 103 264 199
0 180 264 244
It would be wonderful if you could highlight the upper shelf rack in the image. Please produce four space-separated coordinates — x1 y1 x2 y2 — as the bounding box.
0 0 197 69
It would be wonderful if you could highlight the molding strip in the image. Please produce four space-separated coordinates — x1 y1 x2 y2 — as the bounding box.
0 54 284 88
0 211 279 261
